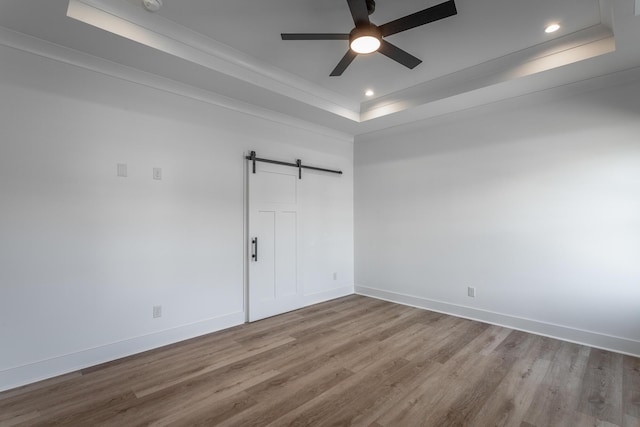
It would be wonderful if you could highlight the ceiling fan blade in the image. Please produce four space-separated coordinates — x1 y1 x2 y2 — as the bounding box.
379 0 457 37
281 33 350 40
330 50 358 76
347 0 370 26
378 40 422 69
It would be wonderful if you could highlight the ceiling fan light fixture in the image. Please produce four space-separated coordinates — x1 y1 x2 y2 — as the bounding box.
349 25 382 54
281 0 458 76
351 36 380 53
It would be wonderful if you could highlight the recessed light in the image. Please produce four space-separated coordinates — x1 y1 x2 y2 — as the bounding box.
143 0 162 12
545 23 560 33
365 89 374 97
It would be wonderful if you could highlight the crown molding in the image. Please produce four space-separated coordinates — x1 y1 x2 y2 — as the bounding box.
355 64 640 141
0 25 354 142
67 0 360 121
34 0 638 136
360 25 615 121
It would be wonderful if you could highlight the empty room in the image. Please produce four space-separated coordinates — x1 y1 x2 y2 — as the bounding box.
1 0 639 425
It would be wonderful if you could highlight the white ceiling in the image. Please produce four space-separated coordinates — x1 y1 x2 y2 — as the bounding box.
150 0 602 99
0 0 639 136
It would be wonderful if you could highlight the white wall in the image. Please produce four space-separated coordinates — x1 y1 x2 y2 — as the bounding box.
0 42 354 391
355 78 640 356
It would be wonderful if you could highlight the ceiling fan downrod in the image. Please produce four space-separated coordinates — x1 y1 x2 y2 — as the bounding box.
366 0 375 15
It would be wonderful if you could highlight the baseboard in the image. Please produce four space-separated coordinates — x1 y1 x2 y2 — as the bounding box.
0 311 245 393
304 284 355 307
355 285 640 357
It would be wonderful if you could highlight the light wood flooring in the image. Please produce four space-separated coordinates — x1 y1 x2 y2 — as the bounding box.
1 295 639 426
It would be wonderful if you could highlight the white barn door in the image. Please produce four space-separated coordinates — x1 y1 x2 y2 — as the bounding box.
248 161 302 321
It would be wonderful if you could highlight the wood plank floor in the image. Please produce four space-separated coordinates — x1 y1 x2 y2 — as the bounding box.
1 295 639 427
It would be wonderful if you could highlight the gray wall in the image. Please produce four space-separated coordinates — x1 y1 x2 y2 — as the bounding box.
0 43 354 391
355 78 640 355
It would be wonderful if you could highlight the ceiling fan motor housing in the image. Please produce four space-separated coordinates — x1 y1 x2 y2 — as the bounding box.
366 0 376 15
350 24 381 43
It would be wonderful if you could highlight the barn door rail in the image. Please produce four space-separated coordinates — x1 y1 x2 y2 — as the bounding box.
246 151 342 180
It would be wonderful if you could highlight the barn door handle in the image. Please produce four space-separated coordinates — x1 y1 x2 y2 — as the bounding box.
251 238 258 262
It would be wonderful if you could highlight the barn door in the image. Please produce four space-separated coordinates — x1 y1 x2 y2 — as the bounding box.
247 161 302 321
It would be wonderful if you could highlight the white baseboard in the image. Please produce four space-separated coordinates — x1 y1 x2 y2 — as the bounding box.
0 311 245 393
304 284 355 307
355 285 640 357
0 286 355 393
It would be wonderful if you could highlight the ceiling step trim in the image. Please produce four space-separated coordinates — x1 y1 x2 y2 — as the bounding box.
67 0 359 121
360 24 615 122
0 25 354 142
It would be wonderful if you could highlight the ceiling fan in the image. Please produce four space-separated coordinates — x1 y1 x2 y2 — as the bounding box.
281 0 457 76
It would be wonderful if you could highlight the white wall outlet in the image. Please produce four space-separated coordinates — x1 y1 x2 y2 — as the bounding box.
117 163 128 177
153 167 162 180
153 305 162 318
333 272 338 280
468 286 476 297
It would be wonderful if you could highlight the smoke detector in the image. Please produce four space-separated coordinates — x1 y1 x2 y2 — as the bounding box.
143 0 162 12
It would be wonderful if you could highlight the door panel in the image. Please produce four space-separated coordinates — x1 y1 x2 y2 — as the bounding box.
276 211 297 298
253 210 275 301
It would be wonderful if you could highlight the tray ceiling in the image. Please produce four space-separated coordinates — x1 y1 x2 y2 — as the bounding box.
1 0 639 135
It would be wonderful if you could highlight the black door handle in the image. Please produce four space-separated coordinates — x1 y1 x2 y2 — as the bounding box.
252 237 258 262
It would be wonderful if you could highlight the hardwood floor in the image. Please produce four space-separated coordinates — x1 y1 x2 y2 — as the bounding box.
1 295 639 426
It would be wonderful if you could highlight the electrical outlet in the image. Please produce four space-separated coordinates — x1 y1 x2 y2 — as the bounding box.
333 272 338 280
153 305 162 318
153 167 162 180
468 287 476 298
